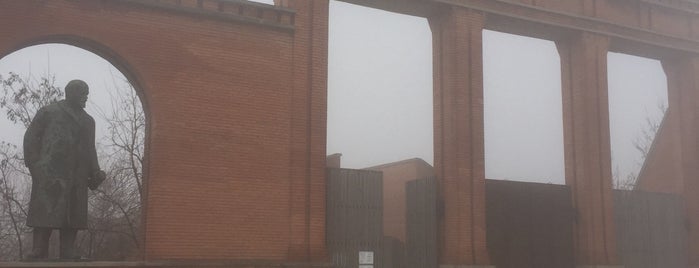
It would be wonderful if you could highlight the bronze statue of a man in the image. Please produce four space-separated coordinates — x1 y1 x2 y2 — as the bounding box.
23 80 106 260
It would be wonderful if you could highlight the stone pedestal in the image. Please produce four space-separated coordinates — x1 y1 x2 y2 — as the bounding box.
440 265 495 268
576 266 624 268
0 261 333 268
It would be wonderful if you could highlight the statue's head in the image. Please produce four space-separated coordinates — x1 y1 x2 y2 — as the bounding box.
65 80 89 109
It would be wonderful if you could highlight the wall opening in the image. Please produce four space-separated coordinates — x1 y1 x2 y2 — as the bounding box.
0 44 145 261
483 30 565 185
327 1 433 170
607 52 687 268
326 1 434 268
607 52 668 191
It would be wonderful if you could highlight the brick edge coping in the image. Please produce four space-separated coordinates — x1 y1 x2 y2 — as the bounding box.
0 260 333 268
115 0 296 32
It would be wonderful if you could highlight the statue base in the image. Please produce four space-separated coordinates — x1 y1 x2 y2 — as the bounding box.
440 265 495 268
0 260 333 268
576 266 624 268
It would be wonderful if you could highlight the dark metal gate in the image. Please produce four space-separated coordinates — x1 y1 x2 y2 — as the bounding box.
326 168 437 268
326 168 384 268
614 190 688 268
485 180 576 268
327 171 689 268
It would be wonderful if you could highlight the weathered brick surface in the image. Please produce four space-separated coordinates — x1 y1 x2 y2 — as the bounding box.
0 261 333 268
428 7 489 266
285 0 329 262
633 111 684 194
634 58 687 195
658 57 699 266
556 33 619 265
3 0 699 266
0 0 327 262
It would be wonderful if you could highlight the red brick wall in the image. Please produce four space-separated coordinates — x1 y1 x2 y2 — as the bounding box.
659 57 699 266
635 112 684 194
286 0 329 262
429 7 490 265
557 32 619 265
4 0 699 266
0 0 327 262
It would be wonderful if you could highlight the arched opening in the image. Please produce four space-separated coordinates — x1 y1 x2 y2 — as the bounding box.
0 43 146 261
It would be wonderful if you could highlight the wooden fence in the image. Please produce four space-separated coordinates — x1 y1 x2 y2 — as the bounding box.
614 190 688 268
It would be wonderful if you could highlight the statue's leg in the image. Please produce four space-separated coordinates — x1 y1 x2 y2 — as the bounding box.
25 227 51 260
59 228 79 260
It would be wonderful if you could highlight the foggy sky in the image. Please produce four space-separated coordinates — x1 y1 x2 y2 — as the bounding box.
0 0 668 185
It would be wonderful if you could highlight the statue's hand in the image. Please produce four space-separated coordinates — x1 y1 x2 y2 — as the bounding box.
26 162 38 176
94 170 106 181
88 170 107 190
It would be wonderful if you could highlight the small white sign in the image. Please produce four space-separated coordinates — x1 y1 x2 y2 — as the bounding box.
358 251 374 265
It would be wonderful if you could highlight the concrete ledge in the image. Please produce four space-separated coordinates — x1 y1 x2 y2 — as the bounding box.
0 261 333 268
440 265 496 268
576 266 624 268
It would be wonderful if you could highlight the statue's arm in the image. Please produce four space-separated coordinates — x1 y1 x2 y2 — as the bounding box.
87 117 101 174
86 117 106 190
23 108 47 170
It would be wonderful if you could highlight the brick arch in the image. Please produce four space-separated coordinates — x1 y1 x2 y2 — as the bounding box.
0 34 154 258
0 35 152 118
0 0 329 262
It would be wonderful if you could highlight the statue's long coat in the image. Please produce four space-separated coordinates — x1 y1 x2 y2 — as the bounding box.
23 100 100 229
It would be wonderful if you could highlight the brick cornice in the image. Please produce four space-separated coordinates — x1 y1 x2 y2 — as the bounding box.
113 0 296 32
433 0 699 55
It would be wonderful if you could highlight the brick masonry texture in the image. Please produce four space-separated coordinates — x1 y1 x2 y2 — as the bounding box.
0 0 327 262
2 0 699 267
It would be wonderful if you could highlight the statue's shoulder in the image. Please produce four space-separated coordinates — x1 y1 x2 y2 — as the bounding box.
77 109 96 128
84 113 95 125
37 102 61 115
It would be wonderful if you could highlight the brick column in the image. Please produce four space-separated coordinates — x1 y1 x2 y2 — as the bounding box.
287 0 329 262
662 57 699 267
556 32 621 267
429 7 492 268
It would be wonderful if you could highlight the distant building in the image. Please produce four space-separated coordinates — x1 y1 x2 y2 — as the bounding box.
326 153 342 168
365 158 434 243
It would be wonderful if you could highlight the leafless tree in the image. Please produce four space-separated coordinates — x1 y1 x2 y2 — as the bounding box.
0 72 60 260
612 102 668 190
79 77 144 260
0 72 63 127
0 142 31 260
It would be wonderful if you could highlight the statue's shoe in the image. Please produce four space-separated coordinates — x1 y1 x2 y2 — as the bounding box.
22 252 49 262
58 255 89 262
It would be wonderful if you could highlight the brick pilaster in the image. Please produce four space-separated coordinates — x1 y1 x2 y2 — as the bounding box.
429 7 490 266
662 56 699 267
287 0 329 262
556 32 619 266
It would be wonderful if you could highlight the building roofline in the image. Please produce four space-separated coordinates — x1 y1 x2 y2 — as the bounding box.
363 157 433 170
